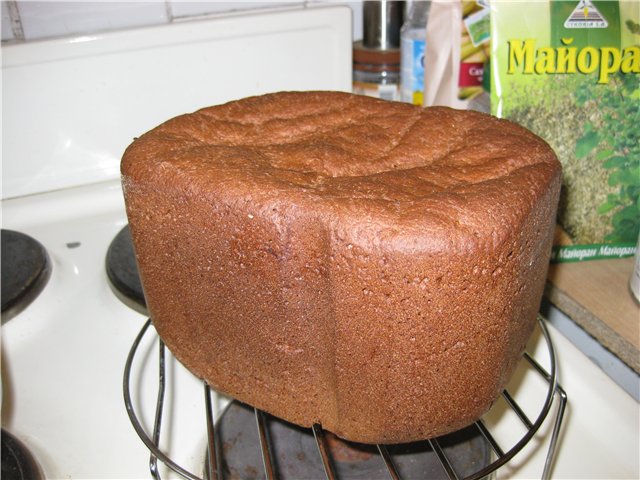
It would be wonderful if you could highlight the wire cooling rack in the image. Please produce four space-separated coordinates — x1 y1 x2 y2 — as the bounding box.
123 316 567 480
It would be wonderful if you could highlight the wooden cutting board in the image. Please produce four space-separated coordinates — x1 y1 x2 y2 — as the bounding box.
545 257 639 374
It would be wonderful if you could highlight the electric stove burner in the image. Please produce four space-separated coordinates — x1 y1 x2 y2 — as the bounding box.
216 401 491 480
106 225 147 314
1 229 51 323
1 429 43 480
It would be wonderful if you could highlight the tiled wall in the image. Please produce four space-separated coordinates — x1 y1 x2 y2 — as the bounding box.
1 1 364 43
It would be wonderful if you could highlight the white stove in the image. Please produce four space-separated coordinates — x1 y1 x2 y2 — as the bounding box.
2 5 638 479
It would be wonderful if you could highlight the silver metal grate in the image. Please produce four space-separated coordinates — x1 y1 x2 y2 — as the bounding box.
124 317 567 480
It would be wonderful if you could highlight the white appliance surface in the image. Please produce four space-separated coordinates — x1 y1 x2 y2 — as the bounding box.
1 5 639 480
2 5 352 199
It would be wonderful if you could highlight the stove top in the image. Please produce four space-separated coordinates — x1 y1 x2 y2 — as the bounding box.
1 181 157 477
1 229 51 323
2 178 637 479
215 400 490 480
1 429 43 480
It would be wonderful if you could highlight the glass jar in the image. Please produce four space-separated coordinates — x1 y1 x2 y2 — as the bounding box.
353 42 401 101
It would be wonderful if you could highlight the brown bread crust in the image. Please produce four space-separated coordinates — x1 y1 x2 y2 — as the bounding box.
122 91 561 444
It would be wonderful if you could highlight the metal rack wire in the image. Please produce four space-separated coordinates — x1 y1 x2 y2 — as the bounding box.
123 317 567 480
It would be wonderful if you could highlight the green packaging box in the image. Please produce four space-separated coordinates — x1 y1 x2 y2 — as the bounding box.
490 0 639 262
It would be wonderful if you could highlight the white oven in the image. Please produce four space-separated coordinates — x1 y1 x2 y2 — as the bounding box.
1 5 638 479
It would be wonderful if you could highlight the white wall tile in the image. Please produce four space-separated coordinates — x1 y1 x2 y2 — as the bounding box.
5 0 359 43
17 1 169 41
2 1 16 42
168 1 301 19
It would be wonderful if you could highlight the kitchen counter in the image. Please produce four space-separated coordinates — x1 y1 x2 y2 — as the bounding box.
545 256 639 381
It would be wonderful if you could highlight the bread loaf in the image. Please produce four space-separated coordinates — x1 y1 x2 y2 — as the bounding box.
121 91 561 444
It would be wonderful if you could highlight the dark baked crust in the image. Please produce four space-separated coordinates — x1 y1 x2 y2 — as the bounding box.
121 91 561 444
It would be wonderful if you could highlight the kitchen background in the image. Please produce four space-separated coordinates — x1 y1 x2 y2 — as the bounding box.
4 0 634 391
1 1 364 43
1 1 638 478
